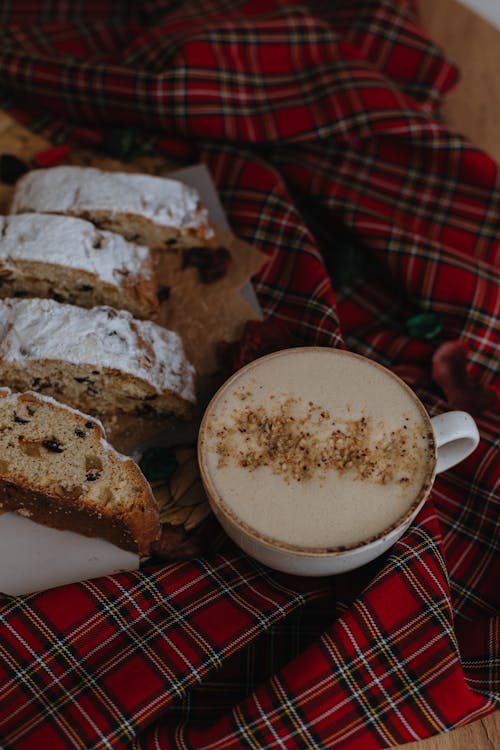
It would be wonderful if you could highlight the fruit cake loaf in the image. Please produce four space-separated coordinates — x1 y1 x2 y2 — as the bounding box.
10 166 215 250
0 297 196 419
0 213 159 319
0 389 160 554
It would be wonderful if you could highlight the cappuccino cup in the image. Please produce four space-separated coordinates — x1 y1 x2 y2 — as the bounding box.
198 348 479 576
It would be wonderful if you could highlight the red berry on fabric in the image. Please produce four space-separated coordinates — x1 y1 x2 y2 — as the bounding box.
33 145 70 167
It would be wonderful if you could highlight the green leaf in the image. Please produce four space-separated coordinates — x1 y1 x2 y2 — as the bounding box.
406 312 443 340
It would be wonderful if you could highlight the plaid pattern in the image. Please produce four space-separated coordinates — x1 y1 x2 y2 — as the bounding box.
0 1 498 748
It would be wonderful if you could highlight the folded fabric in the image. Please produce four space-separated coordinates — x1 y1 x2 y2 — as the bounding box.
0 2 498 749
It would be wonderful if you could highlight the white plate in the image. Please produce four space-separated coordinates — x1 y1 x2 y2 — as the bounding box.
0 512 139 596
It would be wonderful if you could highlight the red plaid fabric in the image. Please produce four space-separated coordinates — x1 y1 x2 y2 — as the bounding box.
0 2 498 748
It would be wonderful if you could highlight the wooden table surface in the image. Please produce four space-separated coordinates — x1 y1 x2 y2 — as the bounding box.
394 1 500 747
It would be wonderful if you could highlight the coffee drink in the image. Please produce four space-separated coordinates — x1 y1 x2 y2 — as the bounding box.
199 348 436 551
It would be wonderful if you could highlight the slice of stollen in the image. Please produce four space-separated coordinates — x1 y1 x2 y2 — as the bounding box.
0 389 159 554
10 166 215 250
0 297 196 419
0 213 159 319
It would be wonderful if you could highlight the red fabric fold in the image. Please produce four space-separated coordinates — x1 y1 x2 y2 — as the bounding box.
0 1 498 748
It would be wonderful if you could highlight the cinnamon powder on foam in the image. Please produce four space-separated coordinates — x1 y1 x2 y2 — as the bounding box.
212 391 424 487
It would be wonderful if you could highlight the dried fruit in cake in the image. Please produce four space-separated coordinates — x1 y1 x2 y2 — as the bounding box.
10 166 215 250
0 389 160 554
0 213 159 319
0 297 196 419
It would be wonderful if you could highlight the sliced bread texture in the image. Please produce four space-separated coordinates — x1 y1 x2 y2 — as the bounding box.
0 213 159 319
0 297 196 419
10 166 215 250
0 389 160 554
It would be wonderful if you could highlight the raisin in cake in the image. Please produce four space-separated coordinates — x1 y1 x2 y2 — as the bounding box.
0 389 159 554
0 297 196 419
10 166 214 250
0 213 159 319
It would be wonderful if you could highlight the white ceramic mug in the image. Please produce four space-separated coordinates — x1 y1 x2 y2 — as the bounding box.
198 348 480 576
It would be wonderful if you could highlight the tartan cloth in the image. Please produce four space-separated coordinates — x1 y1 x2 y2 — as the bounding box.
0 1 499 748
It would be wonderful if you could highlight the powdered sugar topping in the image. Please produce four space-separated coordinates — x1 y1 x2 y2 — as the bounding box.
0 298 196 403
0 213 152 285
10 166 211 233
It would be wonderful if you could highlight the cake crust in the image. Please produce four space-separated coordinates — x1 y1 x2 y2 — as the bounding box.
0 213 159 319
0 390 160 554
0 297 196 419
10 166 215 250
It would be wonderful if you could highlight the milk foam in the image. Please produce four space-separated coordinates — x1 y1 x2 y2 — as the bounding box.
202 349 435 549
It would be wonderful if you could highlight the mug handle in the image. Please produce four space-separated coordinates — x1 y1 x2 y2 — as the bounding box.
430 411 480 474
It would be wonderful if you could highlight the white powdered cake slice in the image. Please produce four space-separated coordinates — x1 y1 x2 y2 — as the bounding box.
0 389 160 554
10 166 215 250
0 213 159 319
0 297 196 419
